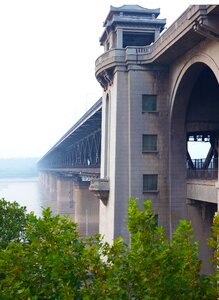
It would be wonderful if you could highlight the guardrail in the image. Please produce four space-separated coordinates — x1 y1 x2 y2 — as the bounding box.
187 158 218 179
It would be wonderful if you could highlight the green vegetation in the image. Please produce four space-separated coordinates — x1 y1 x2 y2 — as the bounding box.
0 199 29 249
0 198 217 299
0 157 39 178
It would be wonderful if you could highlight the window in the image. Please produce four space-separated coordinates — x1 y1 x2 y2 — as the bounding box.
142 95 157 112
143 174 158 191
123 32 154 48
143 134 157 152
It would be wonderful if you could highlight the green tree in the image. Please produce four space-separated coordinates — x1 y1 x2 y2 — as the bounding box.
0 198 217 299
0 198 28 249
207 212 219 298
121 199 216 299
0 208 88 299
81 199 217 299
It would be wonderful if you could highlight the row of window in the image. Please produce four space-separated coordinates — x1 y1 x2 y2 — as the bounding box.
142 95 157 152
142 95 158 191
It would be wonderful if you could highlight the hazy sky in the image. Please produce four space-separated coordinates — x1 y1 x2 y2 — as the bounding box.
0 1 215 158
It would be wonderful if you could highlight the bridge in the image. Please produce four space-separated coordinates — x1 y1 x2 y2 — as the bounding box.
38 4 219 273
38 99 102 236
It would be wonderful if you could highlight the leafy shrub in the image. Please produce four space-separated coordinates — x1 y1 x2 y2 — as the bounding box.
0 198 217 299
0 198 28 249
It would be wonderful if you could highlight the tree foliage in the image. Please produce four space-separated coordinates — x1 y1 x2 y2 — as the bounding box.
208 212 219 285
0 198 28 249
0 198 217 299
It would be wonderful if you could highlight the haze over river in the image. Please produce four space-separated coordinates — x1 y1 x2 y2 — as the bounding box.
0 177 54 216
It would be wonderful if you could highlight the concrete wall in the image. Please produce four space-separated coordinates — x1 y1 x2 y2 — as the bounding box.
99 63 171 241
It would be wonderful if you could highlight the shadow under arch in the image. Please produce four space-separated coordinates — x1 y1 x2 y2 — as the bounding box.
169 60 219 273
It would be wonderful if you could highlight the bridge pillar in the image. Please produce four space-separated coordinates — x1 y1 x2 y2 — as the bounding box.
39 174 99 236
39 172 50 194
73 180 99 236
187 200 217 274
56 177 74 219
48 174 57 202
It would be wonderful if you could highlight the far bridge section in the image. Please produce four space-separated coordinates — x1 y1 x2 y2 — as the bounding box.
37 98 102 236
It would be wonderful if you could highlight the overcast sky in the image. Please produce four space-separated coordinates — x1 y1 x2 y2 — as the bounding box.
0 0 215 158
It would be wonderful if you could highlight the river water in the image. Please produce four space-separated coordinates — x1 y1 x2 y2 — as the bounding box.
0 177 50 216
0 177 99 236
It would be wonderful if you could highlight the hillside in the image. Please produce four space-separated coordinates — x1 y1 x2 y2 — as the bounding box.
0 157 39 178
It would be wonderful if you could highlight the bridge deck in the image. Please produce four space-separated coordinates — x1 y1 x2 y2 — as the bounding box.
187 179 217 204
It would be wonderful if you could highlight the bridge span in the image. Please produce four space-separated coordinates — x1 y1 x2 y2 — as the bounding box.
38 5 219 273
38 99 102 236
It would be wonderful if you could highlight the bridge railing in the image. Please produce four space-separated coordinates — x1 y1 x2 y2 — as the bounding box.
187 158 218 179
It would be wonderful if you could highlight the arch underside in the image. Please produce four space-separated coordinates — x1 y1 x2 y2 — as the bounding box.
170 60 219 273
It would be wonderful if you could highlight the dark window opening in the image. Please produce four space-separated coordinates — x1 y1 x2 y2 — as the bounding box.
142 95 157 112
143 174 158 191
143 134 157 152
123 32 154 48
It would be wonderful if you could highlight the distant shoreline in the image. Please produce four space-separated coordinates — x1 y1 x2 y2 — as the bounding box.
0 177 39 183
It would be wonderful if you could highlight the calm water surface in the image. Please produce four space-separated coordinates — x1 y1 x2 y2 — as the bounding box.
0 177 99 236
0 177 52 216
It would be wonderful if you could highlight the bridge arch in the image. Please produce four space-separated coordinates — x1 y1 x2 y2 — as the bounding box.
170 53 219 117
169 56 219 272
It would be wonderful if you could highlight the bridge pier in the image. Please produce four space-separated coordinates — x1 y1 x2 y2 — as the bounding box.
48 174 57 202
39 171 50 193
56 177 74 219
73 180 99 236
39 172 99 236
187 200 217 274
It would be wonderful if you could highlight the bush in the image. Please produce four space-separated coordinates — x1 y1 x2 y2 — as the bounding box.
0 198 217 299
0 198 28 249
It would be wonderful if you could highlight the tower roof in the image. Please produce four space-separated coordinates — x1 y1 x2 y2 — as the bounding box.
100 5 166 46
103 5 161 26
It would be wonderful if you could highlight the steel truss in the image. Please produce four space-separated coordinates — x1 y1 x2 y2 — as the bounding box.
41 129 101 169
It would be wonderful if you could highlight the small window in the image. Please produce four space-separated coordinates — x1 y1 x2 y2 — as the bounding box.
142 95 157 112
143 135 157 152
143 174 158 191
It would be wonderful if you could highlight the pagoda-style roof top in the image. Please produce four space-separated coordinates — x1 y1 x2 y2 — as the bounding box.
100 5 166 45
103 5 160 26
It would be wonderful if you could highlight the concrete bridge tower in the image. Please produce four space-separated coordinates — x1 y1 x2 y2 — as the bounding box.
92 5 167 243
92 5 219 273
38 4 219 273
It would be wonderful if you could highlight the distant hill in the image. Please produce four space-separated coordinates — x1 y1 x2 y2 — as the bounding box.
0 157 39 178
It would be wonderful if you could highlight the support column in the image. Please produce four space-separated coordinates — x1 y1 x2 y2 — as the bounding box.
48 174 57 202
40 172 50 194
116 28 123 48
74 180 99 236
187 201 216 274
57 177 75 220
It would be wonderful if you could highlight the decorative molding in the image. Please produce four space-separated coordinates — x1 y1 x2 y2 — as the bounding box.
97 68 114 91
